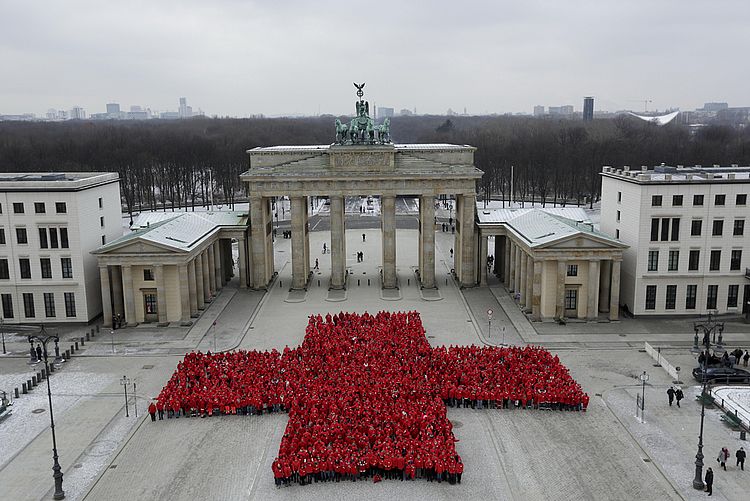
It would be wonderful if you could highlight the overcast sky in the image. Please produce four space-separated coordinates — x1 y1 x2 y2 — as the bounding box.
1 0 748 117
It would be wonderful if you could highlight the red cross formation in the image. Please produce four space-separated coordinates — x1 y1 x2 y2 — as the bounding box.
158 311 587 481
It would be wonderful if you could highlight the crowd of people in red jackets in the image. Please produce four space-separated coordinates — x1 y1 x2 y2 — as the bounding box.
155 310 588 486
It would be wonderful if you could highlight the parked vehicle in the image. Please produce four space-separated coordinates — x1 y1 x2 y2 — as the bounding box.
692 366 750 384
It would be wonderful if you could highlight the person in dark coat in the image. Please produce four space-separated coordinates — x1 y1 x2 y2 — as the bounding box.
667 387 675 406
35 344 43 362
744 350 750 367
737 447 746 471
675 387 684 408
705 467 713 495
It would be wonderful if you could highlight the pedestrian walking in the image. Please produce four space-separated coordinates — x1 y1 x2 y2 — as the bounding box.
148 402 157 421
314 259 319 270
705 467 713 495
744 350 750 367
322 243 327 254
718 447 729 470
35 344 43 362
737 447 746 470
667 387 675 406
675 387 684 407
362 233 366 242
450 248 453 259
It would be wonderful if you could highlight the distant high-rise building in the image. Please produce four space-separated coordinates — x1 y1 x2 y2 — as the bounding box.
549 105 574 116
46 108 58 120
399 108 413 116
378 107 394 118
533 105 545 117
178 97 192 118
106 103 120 114
702 102 728 113
583 97 594 121
70 106 86 120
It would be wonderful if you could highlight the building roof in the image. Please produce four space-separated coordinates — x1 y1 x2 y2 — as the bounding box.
93 211 247 254
0 172 119 191
477 207 624 249
602 164 750 184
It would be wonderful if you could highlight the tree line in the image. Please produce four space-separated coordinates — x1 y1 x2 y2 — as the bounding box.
0 115 749 215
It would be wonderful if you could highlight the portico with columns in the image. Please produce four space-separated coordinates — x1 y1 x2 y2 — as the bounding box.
476 208 626 321
92 212 248 327
242 143 483 293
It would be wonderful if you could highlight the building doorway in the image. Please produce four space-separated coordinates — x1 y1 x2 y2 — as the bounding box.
143 291 157 323
564 288 578 317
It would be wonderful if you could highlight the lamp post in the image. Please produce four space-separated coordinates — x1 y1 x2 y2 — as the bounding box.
639 371 649 423
110 329 115 354
1 315 6 354
27 327 65 499
120 375 131 417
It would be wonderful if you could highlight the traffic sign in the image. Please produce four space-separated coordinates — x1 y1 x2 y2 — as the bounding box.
487 308 493 317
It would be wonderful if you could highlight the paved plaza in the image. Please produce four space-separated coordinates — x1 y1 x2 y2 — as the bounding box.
2 226 750 500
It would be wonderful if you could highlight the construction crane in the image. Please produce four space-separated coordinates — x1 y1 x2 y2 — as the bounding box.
628 99 652 112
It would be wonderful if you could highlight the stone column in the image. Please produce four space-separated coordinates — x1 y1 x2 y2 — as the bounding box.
207 244 216 296
525 254 534 311
330 195 346 289
556 260 566 319
609 260 621 320
504 238 511 288
518 251 527 300
201 251 211 302
214 240 222 290
493 236 502 277
531 260 542 321
238 236 247 289
195 254 205 309
291 196 308 289
419 195 436 288
250 196 270 288
303 199 310 279
479 234 489 286
99 265 112 328
121 264 137 326
515 245 522 292
459 194 476 286
381 195 397 289
154 264 168 325
587 259 600 321
599 260 612 313
111 265 123 316
508 241 516 290
178 264 191 325
188 259 198 316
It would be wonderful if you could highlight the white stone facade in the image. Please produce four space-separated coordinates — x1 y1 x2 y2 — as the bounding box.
601 165 750 316
0 172 121 324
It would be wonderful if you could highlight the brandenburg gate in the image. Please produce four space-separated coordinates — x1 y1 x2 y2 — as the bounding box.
240 85 483 292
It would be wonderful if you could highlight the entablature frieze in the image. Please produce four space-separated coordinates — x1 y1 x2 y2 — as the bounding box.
243 178 478 197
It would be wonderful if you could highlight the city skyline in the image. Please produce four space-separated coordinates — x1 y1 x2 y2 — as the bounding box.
1 1 749 117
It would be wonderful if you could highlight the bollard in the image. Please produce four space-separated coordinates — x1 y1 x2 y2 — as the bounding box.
280 281 282 288
367 279 370 286
318 280 320 287
407 279 410 286
49 363 55 373
28 378 33 389
41 369 46 380
86 332 90 341
70 344 74 354
65 349 70 359
22 383 27 394
358 279 360 286
80 337 85 346
95 325 99 334
37 371 42 381
75 341 79 350
14 387 19 399
32 375 38 386
446 278 448 285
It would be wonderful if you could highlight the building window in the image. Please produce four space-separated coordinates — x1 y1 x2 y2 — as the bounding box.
671 218 680 241
19 258 31 279
564 289 577 310
728 285 739 308
665 285 677 310
0 203 2 213
686 285 697 310
60 228 68 248
40 258 52 278
16 227 28 244
55 202 67 214
34 202 46 214
715 194 726 206
706 285 718 310
49 228 58 248
736 194 747 206
0 228 4 244
691 220 702 236
661 218 670 241
693 194 704 206
645 285 657 310
731 250 742 271
39 228 48 249
566 264 578 277
43 293 56 317
617 192 622 203
1 294 13 318
733 219 744 236
650 218 659 241
23 293 35 318
616 229 620 239
100 216 105 228
688 250 700 271
144 293 158 314
143 268 154 281
0 259 9 279
616 210 620 222
668 250 679 271
64 292 76 317
712 220 723 236
709 250 721 271
13 202 24 214
672 195 683 206
651 195 662 207
647 251 659 271
101 235 106 245
61 257 73 278
98 197 103 209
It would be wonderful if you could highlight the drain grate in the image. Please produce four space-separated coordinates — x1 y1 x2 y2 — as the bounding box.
109 464 118 469
642 458 652 463
32 408 46 414
142 365 154 370
73 464 83 469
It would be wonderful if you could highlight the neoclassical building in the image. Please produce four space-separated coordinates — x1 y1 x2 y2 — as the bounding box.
93 212 248 327
477 207 626 321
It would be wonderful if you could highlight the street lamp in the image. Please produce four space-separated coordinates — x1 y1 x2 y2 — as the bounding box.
110 329 115 354
27 327 65 499
639 371 649 424
120 375 131 417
